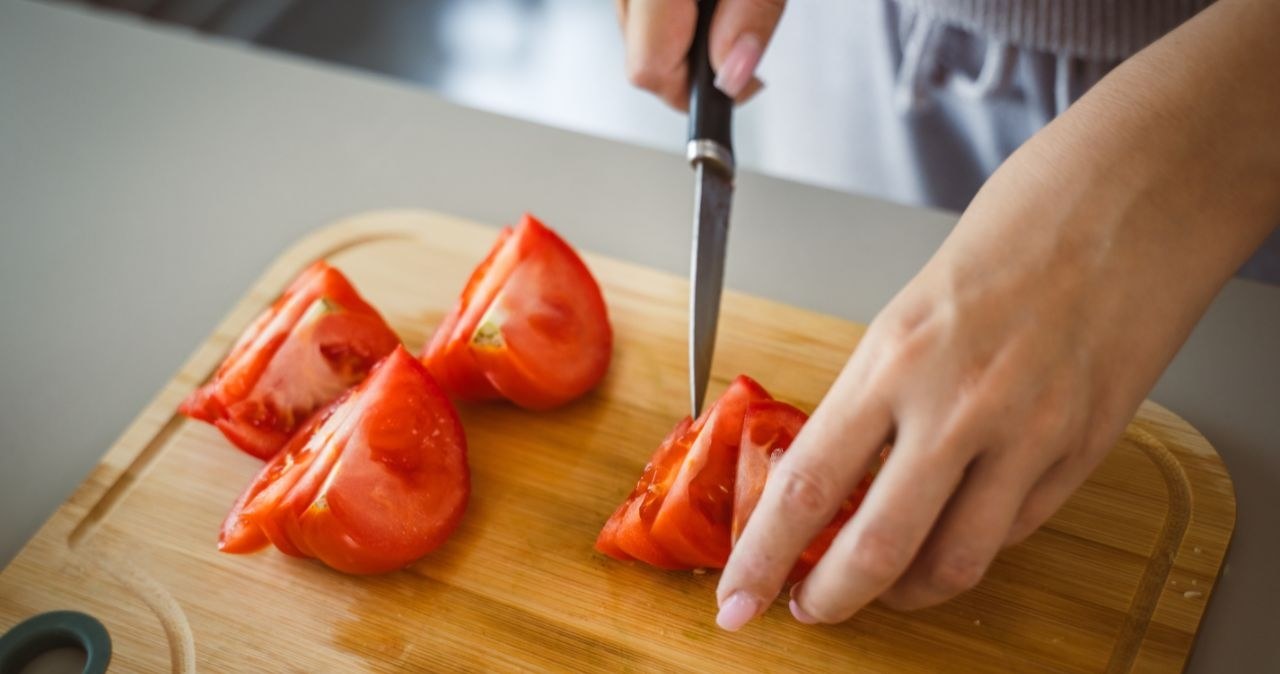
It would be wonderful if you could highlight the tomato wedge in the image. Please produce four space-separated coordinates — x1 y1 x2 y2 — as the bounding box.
423 214 611 410
594 376 769 570
596 376 886 579
181 261 400 459
734 400 884 581
731 401 809 547
596 417 694 570
220 346 470 574
648 376 771 568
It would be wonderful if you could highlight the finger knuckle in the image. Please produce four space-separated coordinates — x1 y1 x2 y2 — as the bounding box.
876 588 914 612
746 0 787 18
1004 520 1036 546
1009 500 1055 544
928 550 986 594
847 528 912 585
776 465 835 519
625 59 665 91
728 549 775 584
795 591 858 624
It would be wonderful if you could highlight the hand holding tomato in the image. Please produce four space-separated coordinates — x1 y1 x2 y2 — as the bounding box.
713 110 1264 628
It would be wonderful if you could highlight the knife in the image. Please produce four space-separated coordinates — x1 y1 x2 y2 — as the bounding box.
687 0 735 418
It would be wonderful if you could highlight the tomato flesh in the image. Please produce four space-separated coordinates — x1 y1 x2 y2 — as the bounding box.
423 214 611 410
182 261 400 459
602 417 695 569
221 346 470 574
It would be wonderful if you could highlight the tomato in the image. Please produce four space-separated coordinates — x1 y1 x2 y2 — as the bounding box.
731 401 809 546
596 417 695 570
181 261 400 459
596 376 887 579
733 400 883 581
648 376 771 568
595 376 770 570
220 346 470 574
423 214 611 410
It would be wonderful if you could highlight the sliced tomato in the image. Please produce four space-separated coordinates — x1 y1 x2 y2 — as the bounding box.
733 401 885 581
422 226 518 401
592 502 633 562
597 375 888 578
732 401 809 546
218 402 339 555
648 376 771 568
423 214 612 410
181 261 400 459
596 417 694 569
222 346 470 574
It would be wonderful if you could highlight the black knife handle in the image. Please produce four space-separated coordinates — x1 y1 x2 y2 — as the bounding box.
687 0 734 176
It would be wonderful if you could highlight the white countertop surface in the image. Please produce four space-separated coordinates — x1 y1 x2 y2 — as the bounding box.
2 2 1277 670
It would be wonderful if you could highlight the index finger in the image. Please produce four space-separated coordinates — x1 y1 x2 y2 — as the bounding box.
622 0 697 110
714 369 893 630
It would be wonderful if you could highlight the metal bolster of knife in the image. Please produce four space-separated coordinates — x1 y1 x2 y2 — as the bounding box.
686 139 735 179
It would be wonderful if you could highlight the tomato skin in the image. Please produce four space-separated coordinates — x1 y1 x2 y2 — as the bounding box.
593 501 634 562
295 349 470 574
221 346 470 575
423 214 612 410
182 261 400 459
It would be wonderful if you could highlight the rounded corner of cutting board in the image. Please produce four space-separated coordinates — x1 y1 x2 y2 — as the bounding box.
1135 399 1238 519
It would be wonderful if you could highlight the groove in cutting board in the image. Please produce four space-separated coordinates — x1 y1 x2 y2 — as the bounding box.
0 210 1235 673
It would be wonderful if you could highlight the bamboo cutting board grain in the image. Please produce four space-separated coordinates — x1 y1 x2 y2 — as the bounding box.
0 211 1235 672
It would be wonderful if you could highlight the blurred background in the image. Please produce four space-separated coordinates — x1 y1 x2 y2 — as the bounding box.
45 0 923 207
39 0 1280 282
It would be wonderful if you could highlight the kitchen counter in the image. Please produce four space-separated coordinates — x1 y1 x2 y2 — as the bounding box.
1 2 1276 670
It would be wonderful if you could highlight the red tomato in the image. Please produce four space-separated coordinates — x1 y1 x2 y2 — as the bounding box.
423 214 611 410
596 417 695 570
648 376 771 568
220 346 470 574
594 376 770 570
181 261 400 459
732 400 809 546
734 400 883 581
596 377 887 578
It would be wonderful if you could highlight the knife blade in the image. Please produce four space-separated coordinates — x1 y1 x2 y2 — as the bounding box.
687 0 735 418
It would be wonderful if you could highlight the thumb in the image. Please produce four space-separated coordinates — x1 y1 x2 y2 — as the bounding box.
708 0 786 99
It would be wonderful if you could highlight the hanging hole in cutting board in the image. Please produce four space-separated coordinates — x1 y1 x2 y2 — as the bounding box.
0 610 110 674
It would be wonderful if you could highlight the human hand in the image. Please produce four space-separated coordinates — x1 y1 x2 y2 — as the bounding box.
714 206 1150 628
616 0 785 109
710 65 1279 625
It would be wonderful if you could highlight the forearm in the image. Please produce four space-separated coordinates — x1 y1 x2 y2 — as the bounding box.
926 0 1280 404
1037 0 1280 275
973 0 1280 271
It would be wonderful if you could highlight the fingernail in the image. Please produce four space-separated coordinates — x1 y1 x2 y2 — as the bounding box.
713 34 763 98
716 591 761 631
789 597 819 624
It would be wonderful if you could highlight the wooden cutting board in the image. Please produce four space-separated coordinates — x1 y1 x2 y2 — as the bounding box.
0 210 1235 673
